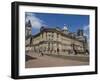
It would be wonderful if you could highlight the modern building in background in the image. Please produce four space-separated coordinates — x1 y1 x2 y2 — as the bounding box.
25 20 89 55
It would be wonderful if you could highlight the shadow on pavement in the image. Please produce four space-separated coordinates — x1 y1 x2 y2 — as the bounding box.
25 55 37 61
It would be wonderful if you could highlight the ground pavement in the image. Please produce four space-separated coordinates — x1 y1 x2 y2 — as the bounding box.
25 52 89 68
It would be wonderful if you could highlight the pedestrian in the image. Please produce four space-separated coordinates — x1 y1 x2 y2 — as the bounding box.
41 51 44 56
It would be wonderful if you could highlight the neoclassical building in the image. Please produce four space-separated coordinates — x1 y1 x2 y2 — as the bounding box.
25 20 89 55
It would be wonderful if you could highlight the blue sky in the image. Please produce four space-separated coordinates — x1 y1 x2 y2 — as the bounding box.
25 12 89 37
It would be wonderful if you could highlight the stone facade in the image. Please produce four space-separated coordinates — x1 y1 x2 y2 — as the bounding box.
25 20 32 51
30 28 88 55
25 20 89 55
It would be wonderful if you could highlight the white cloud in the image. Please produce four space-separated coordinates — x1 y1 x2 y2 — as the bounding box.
83 25 89 31
83 25 89 39
25 12 46 29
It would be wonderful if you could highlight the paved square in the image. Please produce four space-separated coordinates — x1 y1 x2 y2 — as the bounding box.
25 52 89 68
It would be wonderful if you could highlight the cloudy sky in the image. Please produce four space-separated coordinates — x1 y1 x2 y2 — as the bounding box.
25 12 89 39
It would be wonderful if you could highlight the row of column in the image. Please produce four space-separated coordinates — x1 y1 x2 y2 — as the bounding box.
32 42 81 55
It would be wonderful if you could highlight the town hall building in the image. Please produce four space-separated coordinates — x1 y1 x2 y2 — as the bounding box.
25 20 89 56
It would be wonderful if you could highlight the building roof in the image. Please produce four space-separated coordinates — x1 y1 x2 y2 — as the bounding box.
62 25 68 31
32 27 85 42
